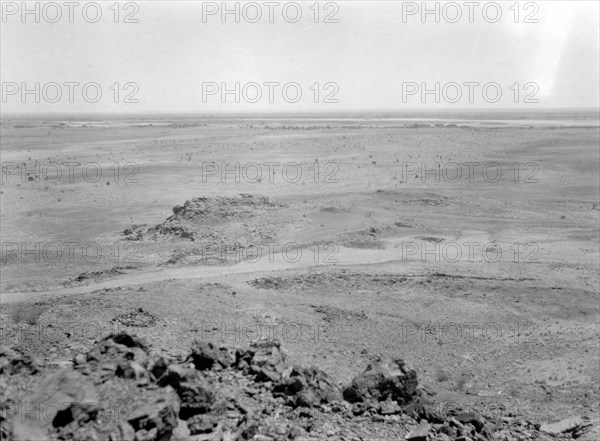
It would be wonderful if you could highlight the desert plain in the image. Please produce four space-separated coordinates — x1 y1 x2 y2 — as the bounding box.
0 111 599 439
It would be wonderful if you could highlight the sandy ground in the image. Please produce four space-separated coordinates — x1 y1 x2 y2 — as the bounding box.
1 115 599 427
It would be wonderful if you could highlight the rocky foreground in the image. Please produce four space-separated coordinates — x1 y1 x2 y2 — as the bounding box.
0 334 593 441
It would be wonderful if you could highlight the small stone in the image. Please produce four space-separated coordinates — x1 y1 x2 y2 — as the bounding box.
455 411 485 432
380 397 402 415
540 416 584 435
438 424 457 438
190 341 219 370
135 428 158 441
286 424 306 439
127 386 180 438
405 421 431 440
252 435 274 441
243 386 259 396
0 346 38 375
187 414 220 435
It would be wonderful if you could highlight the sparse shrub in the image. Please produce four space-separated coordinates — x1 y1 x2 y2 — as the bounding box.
456 375 469 392
508 383 520 397
435 369 449 382
8 303 47 325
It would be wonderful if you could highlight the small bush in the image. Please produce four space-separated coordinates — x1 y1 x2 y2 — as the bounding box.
7 303 47 325
456 375 469 392
436 369 449 382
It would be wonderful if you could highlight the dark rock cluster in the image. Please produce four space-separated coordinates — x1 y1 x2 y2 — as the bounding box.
0 333 593 441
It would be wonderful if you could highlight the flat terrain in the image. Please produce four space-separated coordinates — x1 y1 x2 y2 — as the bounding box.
1 114 599 429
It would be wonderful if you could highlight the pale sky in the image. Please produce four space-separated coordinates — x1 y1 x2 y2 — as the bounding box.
1 0 599 113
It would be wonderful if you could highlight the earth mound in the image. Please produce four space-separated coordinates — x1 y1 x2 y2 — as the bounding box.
122 195 289 265
124 195 286 243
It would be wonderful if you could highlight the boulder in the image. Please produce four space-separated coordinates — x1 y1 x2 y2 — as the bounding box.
453 411 485 432
189 341 234 370
80 333 149 381
343 357 418 405
190 341 219 370
236 340 286 382
405 420 431 440
147 355 170 381
157 364 215 420
404 396 447 423
539 415 588 435
177 378 216 420
157 364 197 389
0 346 38 375
13 368 98 440
127 386 180 440
273 365 342 408
116 360 148 381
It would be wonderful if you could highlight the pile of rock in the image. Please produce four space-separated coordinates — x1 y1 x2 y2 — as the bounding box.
0 333 593 441
123 195 286 244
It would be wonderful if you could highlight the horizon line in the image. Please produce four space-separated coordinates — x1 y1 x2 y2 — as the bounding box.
2 107 599 119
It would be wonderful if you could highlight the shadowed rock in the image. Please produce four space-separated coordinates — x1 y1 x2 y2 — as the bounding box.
0 346 38 375
2 332 566 441
157 364 215 420
13 369 98 441
273 365 342 408
127 386 180 441
75 333 149 382
235 340 286 382
343 357 418 405
190 341 234 370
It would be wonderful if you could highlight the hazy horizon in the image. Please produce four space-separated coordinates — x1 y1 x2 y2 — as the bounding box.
2 108 599 121
2 1 599 114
